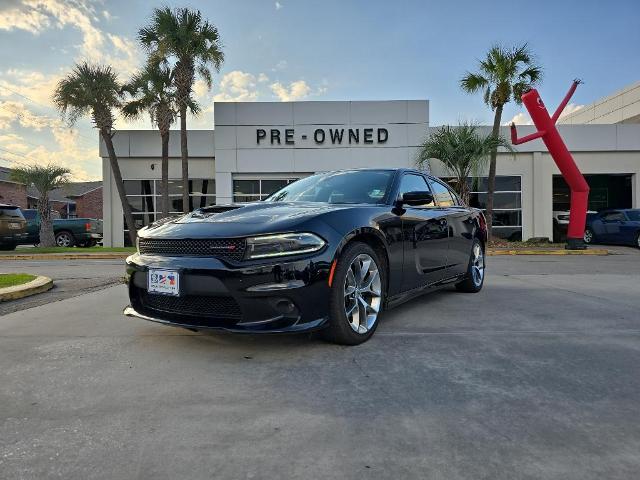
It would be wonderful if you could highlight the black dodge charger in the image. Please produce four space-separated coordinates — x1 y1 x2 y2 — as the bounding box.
125 168 487 345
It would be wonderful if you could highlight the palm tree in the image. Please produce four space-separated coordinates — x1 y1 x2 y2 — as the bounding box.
461 44 542 238
417 123 513 205
122 64 179 218
11 164 70 247
139 7 224 213
53 62 138 245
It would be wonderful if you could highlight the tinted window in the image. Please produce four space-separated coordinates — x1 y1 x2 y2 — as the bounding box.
428 179 455 207
602 211 625 221
397 174 434 207
0 207 24 219
266 170 394 204
22 210 37 220
625 210 640 221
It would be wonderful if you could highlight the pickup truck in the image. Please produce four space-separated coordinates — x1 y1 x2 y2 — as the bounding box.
20 209 103 247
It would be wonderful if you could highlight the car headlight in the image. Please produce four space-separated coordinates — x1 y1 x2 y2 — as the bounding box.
245 233 325 259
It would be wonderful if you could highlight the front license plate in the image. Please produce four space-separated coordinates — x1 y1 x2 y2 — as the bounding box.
148 269 180 296
8 222 21 230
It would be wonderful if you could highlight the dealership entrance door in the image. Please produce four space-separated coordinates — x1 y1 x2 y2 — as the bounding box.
552 174 633 241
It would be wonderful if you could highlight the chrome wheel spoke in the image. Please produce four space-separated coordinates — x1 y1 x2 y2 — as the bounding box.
470 244 484 286
343 253 382 334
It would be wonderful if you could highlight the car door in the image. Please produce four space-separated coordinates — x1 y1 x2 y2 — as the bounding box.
427 177 474 277
601 211 625 243
619 211 638 244
22 210 39 243
396 173 449 291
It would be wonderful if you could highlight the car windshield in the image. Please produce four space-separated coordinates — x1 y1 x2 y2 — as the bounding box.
0 207 24 219
264 170 395 204
626 210 640 221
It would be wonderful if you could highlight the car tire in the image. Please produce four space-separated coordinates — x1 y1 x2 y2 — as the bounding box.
584 228 594 244
55 231 75 247
0 242 17 251
77 239 95 248
455 238 485 293
323 242 385 346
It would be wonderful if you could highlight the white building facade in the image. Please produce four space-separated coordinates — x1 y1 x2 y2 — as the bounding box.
101 97 640 247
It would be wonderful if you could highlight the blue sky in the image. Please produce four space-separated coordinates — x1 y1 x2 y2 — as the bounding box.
0 0 639 179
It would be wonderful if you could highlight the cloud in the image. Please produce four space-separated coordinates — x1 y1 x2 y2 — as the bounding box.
503 113 532 126
270 80 312 101
557 103 584 119
257 73 269 83
0 0 141 76
505 103 585 126
0 0 50 33
275 2 283 10
272 60 288 72
213 71 260 102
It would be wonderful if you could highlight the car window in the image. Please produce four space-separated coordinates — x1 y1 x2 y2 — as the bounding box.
265 170 394 204
0 206 24 219
428 179 456 207
22 210 37 220
625 210 640 221
397 174 434 207
602 211 625 222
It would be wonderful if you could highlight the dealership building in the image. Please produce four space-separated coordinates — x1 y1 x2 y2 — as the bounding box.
100 83 640 247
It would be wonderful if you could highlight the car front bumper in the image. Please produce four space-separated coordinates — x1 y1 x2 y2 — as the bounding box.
124 252 333 333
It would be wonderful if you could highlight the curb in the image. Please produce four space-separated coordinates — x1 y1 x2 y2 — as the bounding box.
0 254 130 261
487 248 609 256
0 275 54 302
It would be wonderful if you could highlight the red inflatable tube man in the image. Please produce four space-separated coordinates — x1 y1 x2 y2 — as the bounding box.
510 80 589 249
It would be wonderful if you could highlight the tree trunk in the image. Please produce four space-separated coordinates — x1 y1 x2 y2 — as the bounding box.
160 130 170 218
101 128 138 245
486 104 504 241
180 106 189 213
37 192 56 247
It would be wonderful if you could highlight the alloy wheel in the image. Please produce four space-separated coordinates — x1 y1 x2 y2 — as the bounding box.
584 229 593 244
57 233 72 247
471 243 485 287
343 253 382 334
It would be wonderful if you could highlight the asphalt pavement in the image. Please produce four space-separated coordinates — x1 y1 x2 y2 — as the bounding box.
1 250 639 479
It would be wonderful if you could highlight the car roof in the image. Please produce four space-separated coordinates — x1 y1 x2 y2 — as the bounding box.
600 208 639 212
0 203 19 208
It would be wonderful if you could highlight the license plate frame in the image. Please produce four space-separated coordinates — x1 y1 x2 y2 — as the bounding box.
147 268 181 296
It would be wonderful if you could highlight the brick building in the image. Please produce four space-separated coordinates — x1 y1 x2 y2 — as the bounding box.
68 184 103 219
0 167 102 219
0 167 28 207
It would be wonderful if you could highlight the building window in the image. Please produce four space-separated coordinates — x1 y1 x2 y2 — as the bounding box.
233 177 300 202
123 178 215 245
442 175 523 241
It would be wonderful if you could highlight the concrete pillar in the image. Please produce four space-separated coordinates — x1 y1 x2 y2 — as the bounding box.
215 172 233 204
532 152 554 240
102 158 113 247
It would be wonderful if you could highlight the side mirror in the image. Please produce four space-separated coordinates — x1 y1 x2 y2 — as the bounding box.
401 191 434 206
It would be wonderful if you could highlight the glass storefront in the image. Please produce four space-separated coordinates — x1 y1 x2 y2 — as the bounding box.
233 177 300 202
443 176 523 241
123 178 215 245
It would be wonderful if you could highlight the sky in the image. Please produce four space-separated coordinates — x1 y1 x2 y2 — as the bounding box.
0 0 639 180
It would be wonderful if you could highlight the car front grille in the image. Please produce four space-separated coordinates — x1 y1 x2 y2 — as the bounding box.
139 290 242 320
138 238 246 261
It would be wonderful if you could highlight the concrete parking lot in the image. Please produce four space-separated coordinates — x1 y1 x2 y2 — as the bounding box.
1 251 639 479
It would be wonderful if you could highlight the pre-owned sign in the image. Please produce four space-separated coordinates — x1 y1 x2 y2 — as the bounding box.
257 128 389 146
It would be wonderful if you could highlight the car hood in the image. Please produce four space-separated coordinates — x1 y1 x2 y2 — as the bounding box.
139 202 354 238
